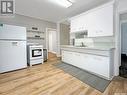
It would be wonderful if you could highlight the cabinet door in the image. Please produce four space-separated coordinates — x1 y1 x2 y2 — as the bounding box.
62 51 84 66
70 19 76 33
62 51 70 63
76 53 91 71
62 51 74 65
89 55 110 78
88 4 113 37
74 53 110 79
72 52 83 67
70 18 80 33
62 51 67 62
79 15 87 31
70 15 86 33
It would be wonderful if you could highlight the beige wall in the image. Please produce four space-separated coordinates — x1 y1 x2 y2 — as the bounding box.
0 14 56 48
60 23 70 45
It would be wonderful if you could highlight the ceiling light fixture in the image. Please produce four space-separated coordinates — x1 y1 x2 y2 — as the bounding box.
49 0 73 8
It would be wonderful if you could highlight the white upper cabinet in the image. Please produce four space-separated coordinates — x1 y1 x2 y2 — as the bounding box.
70 2 114 37
71 15 86 33
87 4 113 37
71 17 81 33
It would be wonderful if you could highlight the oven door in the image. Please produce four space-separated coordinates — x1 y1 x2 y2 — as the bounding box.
32 49 42 57
30 46 43 60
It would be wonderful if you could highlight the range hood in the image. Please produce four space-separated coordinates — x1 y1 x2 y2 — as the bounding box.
74 30 88 38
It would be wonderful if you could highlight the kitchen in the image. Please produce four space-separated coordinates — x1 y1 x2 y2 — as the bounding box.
61 1 115 80
0 0 127 95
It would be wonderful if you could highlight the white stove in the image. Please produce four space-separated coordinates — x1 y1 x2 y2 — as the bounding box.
27 43 43 66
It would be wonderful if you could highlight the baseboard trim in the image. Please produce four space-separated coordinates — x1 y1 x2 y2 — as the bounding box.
48 51 56 54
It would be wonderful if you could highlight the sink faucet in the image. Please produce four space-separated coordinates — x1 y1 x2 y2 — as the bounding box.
81 42 86 47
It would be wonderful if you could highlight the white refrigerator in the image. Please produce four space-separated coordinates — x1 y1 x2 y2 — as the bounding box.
0 24 27 73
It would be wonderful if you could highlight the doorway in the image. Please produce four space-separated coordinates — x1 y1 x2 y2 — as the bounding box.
121 22 127 56
46 28 57 58
119 13 127 78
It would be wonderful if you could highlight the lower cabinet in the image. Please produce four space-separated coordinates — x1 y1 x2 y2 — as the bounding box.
62 50 113 80
62 51 73 64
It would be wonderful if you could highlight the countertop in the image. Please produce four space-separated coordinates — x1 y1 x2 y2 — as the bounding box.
61 45 115 56
61 45 115 51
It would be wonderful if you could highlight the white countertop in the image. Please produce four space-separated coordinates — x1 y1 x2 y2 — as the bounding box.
61 45 115 51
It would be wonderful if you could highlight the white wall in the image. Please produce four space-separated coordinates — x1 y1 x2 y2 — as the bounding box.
49 31 53 52
56 23 61 57
0 14 56 48
52 30 57 53
48 30 57 53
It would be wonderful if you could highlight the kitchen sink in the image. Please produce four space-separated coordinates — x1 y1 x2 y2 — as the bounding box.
75 45 88 48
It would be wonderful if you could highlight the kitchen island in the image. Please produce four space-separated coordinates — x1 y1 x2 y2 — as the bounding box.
61 45 115 80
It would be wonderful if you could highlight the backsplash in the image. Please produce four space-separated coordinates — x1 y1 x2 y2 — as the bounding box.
74 36 115 48
75 38 94 47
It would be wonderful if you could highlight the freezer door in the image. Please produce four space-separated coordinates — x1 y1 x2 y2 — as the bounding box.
0 24 26 40
0 40 27 73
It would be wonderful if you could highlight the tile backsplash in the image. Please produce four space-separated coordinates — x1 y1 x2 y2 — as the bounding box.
74 36 115 48
75 38 94 47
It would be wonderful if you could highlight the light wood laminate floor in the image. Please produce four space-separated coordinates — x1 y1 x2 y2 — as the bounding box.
0 53 127 95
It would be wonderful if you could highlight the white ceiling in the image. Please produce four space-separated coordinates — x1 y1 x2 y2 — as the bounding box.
15 0 112 23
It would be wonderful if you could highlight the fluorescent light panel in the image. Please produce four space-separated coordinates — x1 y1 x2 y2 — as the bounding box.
49 0 72 8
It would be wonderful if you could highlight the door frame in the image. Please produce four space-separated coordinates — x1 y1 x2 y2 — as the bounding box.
46 28 57 53
116 10 127 76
